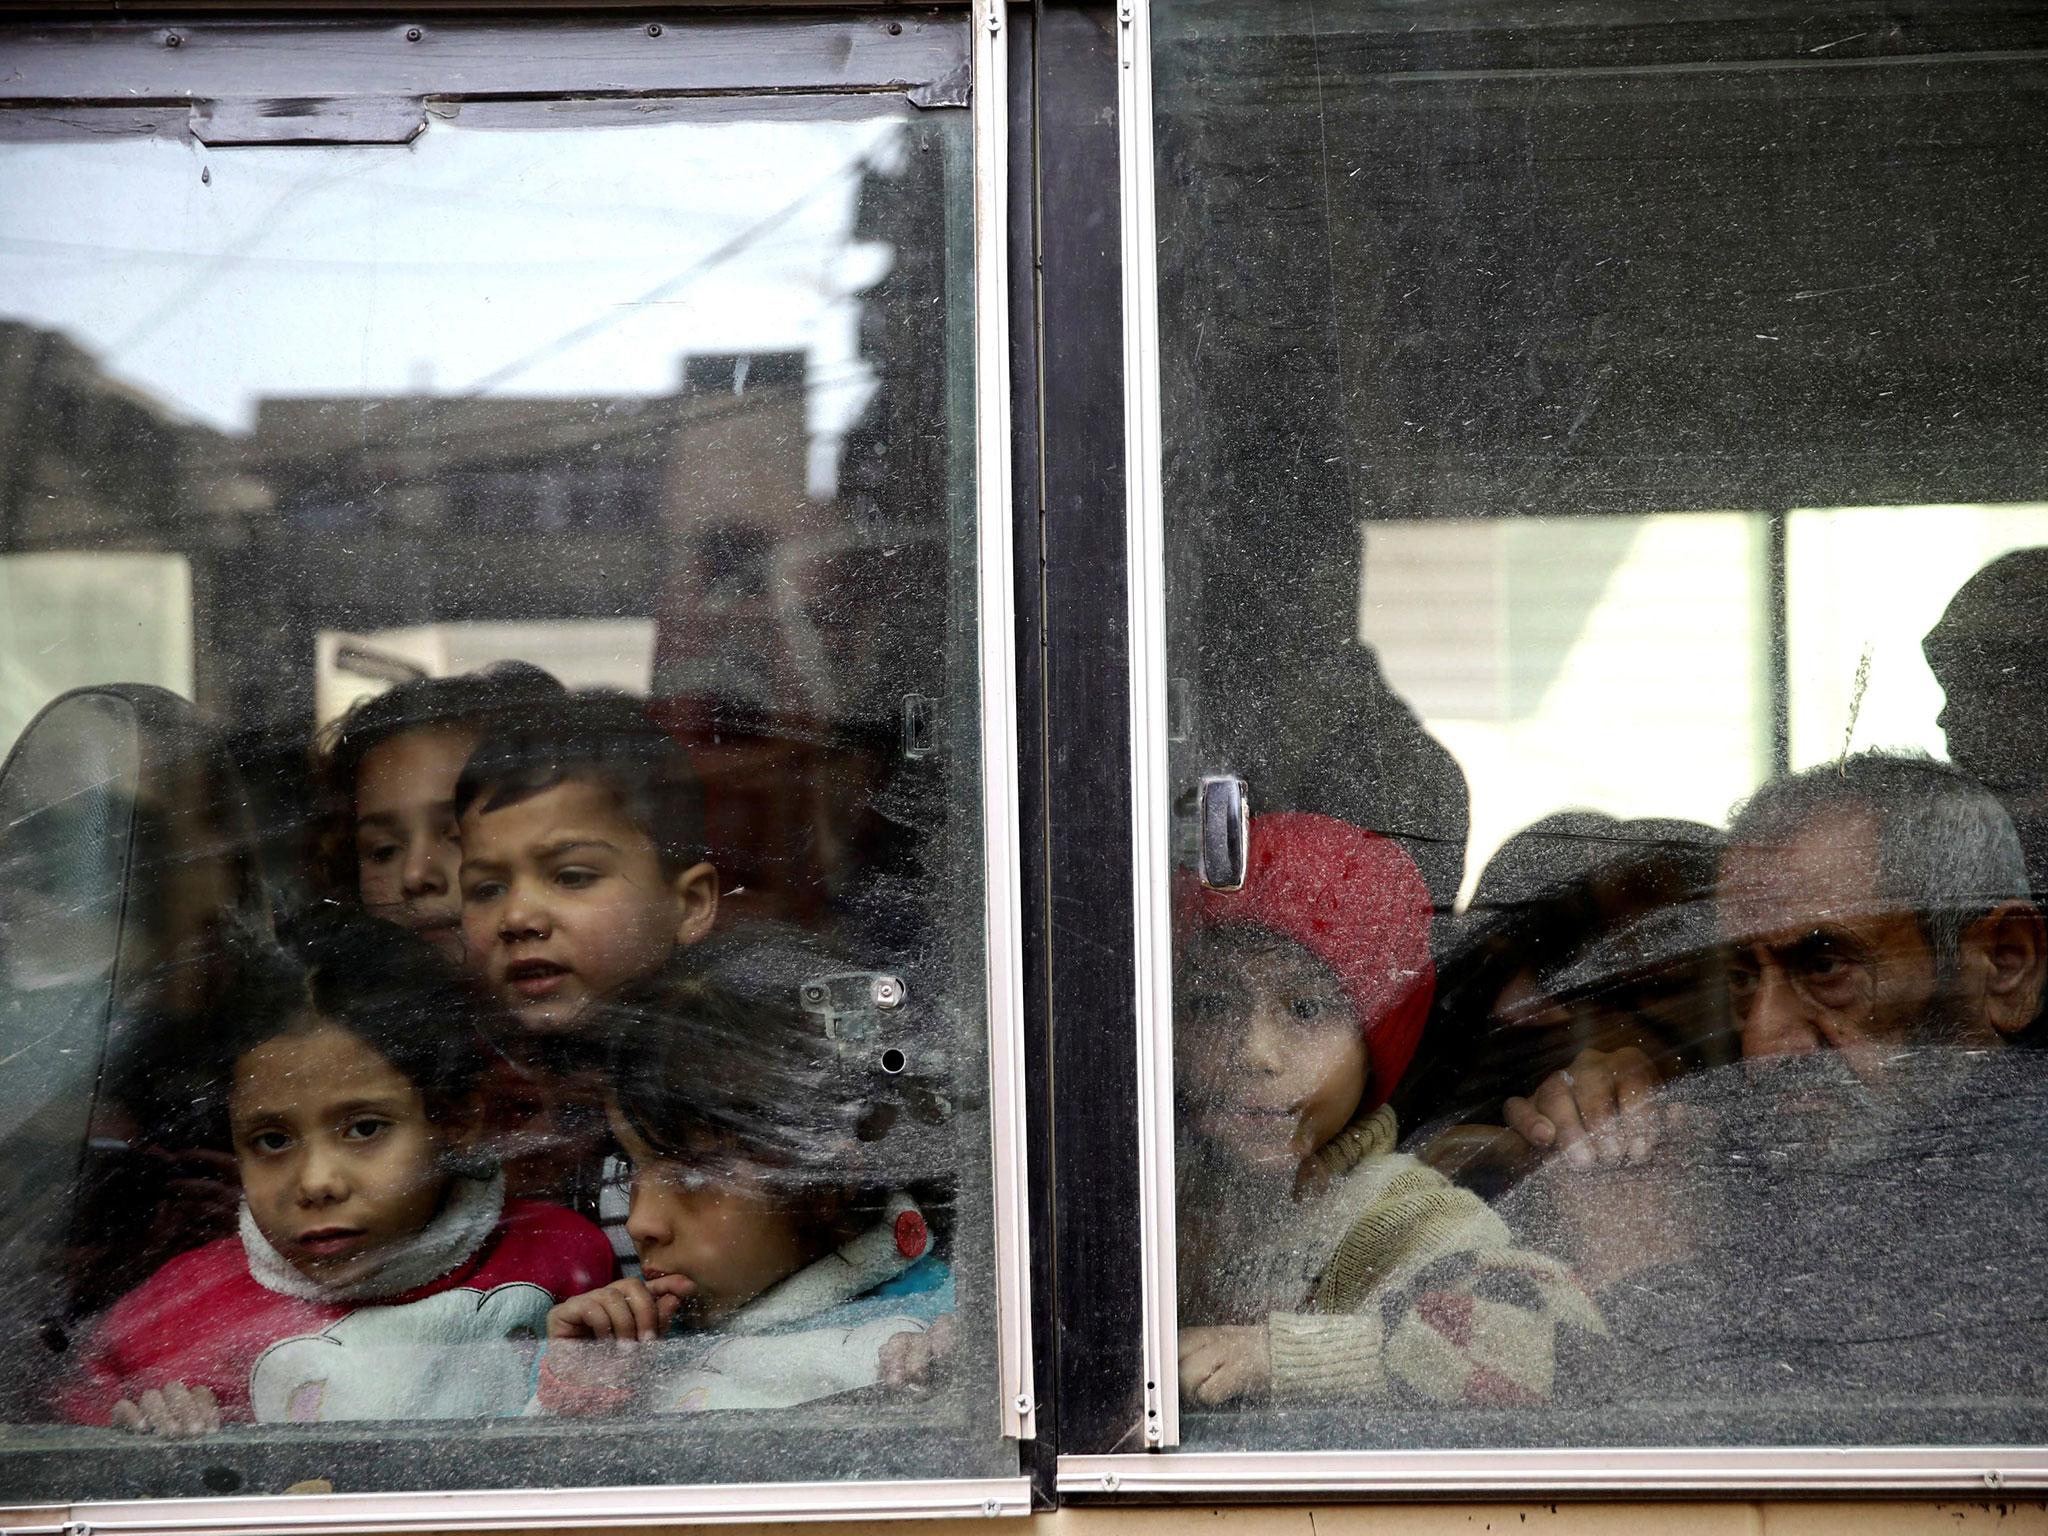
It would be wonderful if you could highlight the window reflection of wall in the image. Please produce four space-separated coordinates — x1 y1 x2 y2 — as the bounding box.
1786 505 2048 769
1361 514 1771 907
1361 508 2048 906
0 552 194 760
0 322 193 547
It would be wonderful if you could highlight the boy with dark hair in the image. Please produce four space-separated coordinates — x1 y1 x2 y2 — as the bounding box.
454 690 720 1037
453 690 724 1270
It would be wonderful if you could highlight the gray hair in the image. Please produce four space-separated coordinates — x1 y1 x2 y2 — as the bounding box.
1725 751 2029 977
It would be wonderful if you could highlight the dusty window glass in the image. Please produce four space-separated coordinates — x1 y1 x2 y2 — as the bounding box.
1154 0 2048 1449
0 40 1006 1501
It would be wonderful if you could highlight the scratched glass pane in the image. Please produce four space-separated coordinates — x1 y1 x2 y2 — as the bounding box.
1152 0 2048 1450
0 85 1002 1498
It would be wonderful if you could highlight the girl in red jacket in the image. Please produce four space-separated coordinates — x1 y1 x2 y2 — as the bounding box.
58 915 614 1435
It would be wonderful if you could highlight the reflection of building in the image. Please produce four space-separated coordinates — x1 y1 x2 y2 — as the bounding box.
0 321 254 553
254 394 673 540
1 132 959 938
225 370 810 734
0 324 259 755
655 351 831 718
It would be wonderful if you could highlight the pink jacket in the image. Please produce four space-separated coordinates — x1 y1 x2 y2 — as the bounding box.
59 1198 614 1426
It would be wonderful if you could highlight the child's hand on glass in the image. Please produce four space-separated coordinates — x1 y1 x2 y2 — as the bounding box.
110 1381 220 1438
1504 1045 1665 1168
878 1315 958 1393
540 1277 696 1411
1178 1325 1272 1405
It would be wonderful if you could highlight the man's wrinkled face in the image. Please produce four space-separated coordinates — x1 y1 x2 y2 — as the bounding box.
1717 807 1945 1085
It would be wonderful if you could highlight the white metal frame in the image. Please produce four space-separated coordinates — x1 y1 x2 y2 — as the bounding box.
1 1476 1031 1535
1104 0 2048 1491
0 2 1034 1526
970 0 1039 1449
1057 1449 2048 1497
1115 0 1182 1451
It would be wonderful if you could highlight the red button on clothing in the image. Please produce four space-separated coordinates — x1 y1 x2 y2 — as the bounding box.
894 1209 929 1260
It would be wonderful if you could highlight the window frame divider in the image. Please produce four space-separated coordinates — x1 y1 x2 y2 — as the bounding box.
1114 0 1180 1453
969 0 1041 1450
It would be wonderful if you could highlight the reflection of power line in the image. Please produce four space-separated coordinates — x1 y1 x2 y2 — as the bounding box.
104 158 387 369
457 148 880 400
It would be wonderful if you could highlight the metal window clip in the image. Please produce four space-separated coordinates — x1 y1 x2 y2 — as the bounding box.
903 693 940 759
799 972 907 1042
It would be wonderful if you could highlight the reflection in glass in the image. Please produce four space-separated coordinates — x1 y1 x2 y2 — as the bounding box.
1154 0 2048 1449
0 85 993 1496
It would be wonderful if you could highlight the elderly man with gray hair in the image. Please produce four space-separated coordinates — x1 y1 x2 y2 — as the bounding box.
1486 753 2048 1430
1504 750 2045 1165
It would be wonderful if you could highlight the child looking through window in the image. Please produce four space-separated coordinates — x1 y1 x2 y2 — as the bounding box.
534 975 953 1415
454 690 720 1038
57 916 614 1435
312 663 565 962
1174 811 1603 1408
451 689 724 1254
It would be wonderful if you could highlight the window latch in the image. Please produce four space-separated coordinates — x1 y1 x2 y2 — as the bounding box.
1196 774 1249 892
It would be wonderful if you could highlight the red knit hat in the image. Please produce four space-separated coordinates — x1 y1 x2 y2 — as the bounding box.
1177 811 1435 1110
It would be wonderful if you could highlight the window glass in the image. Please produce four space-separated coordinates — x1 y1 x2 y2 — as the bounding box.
1154 0 2048 1449
0 42 1004 1499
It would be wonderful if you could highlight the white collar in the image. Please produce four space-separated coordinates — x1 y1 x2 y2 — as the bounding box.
241 1170 505 1304
732 1191 925 1332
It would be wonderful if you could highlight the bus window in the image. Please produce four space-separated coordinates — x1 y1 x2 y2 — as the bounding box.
0 18 1013 1505
1148 0 2048 1453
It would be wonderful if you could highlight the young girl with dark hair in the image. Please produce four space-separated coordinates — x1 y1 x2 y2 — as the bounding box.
310 663 564 961
57 915 614 1435
533 971 953 1415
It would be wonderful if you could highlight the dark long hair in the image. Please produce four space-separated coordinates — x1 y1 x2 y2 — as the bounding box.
308 663 564 898
210 911 494 1128
603 943 953 1229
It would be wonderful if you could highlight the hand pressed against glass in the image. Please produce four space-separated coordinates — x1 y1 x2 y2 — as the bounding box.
355 725 480 963
110 1380 220 1440
1176 929 1368 1174
230 1022 467 1290
1178 1322 1274 1406
458 777 717 1034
